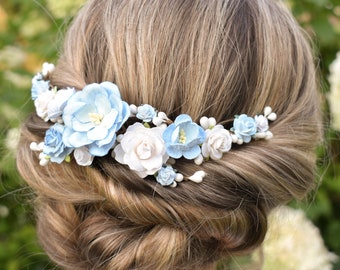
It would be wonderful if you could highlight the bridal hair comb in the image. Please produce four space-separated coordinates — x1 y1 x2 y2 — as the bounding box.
30 63 277 187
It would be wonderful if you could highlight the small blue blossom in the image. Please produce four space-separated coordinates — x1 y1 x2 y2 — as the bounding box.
156 165 177 186
62 82 130 156
136 104 157 122
43 123 73 163
31 73 50 100
232 114 257 143
163 114 206 159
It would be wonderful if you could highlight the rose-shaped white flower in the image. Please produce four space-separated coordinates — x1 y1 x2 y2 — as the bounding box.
114 123 168 178
255 114 269 132
201 125 232 160
73 146 94 166
47 87 76 121
34 90 56 121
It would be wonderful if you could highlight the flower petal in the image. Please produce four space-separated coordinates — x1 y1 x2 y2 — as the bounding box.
98 128 116 147
66 131 92 148
88 140 114 156
63 101 87 126
182 145 201 159
87 126 108 141
166 145 183 159
174 114 192 125
95 93 111 115
101 82 121 97
113 144 125 164
140 155 163 171
101 109 118 129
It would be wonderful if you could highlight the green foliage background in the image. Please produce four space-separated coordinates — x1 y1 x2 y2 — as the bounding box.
0 0 339 269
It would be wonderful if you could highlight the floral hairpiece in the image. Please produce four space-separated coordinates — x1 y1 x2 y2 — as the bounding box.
30 63 277 187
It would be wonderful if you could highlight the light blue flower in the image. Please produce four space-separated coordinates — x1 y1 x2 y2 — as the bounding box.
156 165 176 186
62 82 130 156
136 104 156 122
31 73 50 100
43 123 73 163
163 114 206 159
232 114 257 143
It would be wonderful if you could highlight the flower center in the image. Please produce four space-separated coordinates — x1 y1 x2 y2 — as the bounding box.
136 141 152 159
179 129 186 144
89 112 104 125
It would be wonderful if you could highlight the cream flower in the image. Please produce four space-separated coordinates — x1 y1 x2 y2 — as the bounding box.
74 146 94 166
201 125 232 160
34 90 56 121
114 123 168 178
253 206 337 270
47 87 75 121
255 114 269 132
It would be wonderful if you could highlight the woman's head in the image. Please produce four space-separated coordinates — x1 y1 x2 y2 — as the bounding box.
17 0 321 269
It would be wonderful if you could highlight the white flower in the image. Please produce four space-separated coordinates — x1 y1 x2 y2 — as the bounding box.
253 206 337 270
114 123 168 178
328 52 340 131
74 147 94 166
47 87 75 121
255 114 269 132
34 90 56 121
201 125 232 160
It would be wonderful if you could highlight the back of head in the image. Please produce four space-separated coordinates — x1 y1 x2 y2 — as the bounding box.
17 0 321 269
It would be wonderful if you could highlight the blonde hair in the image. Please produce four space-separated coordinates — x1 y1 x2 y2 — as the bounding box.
17 0 321 269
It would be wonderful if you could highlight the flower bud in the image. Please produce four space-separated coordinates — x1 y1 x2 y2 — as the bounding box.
188 171 206 183
267 112 277 121
129 104 138 115
200 116 210 129
152 116 163 126
175 173 184 182
194 154 204 165
264 106 272 116
208 117 217 128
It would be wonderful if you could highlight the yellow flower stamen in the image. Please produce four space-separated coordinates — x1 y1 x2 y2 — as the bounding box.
179 129 186 144
89 112 104 125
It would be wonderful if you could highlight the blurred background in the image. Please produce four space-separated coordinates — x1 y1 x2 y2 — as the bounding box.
0 0 340 269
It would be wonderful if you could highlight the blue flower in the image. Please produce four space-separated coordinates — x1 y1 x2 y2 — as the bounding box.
163 114 206 159
43 123 73 163
62 82 130 156
156 165 177 186
232 114 257 143
136 104 156 122
31 73 50 100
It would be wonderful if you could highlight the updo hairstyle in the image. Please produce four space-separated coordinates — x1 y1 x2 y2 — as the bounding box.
17 0 321 269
